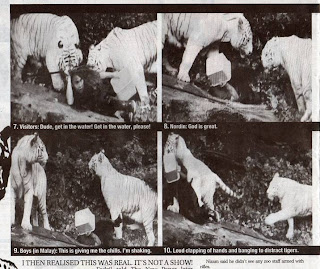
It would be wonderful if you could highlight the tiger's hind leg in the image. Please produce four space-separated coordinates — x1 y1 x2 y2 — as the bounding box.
163 55 178 76
110 210 123 239
286 218 294 239
203 191 220 222
38 194 50 230
12 52 28 83
190 177 204 208
143 215 155 246
11 187 16 226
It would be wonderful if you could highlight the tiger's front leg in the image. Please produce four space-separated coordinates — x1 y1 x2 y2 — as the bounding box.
21 189 34 231
301 88 312 122
46 55 64 91
133 69 150 111
286 218 294 239
178 40 202 83
265 209 294 227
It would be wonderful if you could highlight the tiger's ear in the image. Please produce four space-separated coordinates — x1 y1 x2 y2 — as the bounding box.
238 17 244 31
98 152 104 163
274 172 280 178
30 133 39 146
100 149 105 154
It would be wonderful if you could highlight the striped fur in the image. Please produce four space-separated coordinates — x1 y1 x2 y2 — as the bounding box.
11 13 83 104
10 133 50 231
165 133 242 221
261 36 312 122
265 173 312 239
0 259 18 269
163 13 253 82
87 21 157 105
89 150 157 246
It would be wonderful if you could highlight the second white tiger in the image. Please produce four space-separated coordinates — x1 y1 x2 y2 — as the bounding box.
87 21 157 106
88 150 157 246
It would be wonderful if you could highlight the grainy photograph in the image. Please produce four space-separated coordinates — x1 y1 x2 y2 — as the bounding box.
11 8 157 123
163 124 313 246
162 13 312 122
10 130 158 247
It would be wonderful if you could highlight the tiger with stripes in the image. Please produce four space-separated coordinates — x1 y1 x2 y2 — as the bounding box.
89 150 157 246
11 13 83 105
87 21 157 107
261 36 312 122
165 133 242 221
163 13 253 83
10 133 50 231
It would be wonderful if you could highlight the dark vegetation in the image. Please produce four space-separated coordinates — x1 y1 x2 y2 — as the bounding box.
163 124 313 245
12 130 157 245
163 13 311 121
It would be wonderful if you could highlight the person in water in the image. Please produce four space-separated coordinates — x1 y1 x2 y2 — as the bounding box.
70 66 136 121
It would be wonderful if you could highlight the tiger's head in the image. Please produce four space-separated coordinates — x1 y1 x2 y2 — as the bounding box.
165 133 188 161
88 149 110 177
87 44 112 73
261 37 281 72
229 15 253 58
26 133 48 167
46 16 83 91
266 172 282 201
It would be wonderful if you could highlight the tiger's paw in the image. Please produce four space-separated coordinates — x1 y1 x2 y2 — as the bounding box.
300 110 311 122
113 227 123 240
265 214 275 226
167 204 180 213
286 231 294 240
177 71 190 83
21 221 32 231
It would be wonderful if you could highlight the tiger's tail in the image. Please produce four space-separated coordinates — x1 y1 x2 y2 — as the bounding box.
215 175 243 199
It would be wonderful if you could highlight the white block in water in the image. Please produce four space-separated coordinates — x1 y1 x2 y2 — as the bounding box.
206 53 231 87
111 67 137 101
75 208 95 235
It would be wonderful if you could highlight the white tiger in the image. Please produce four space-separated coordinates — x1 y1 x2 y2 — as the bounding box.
11 13 83 105
88 150 157 246
10 133 50 231
261 35 312 122
163 13 253 82
165 133 242 221
265 173 312 240
87 21 157 106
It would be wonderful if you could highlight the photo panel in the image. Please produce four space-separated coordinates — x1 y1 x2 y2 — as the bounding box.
10 129 159 249
162 12 314 123
163 124 314 247
10 6 158 123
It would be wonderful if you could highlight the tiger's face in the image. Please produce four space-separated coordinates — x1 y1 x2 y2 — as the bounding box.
87 44 109 73
165 133 188 160
261 37 281 72
231 16 253 58
88 150 107 176
46 16 83 92
266 173 281 201
28 133 48 167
